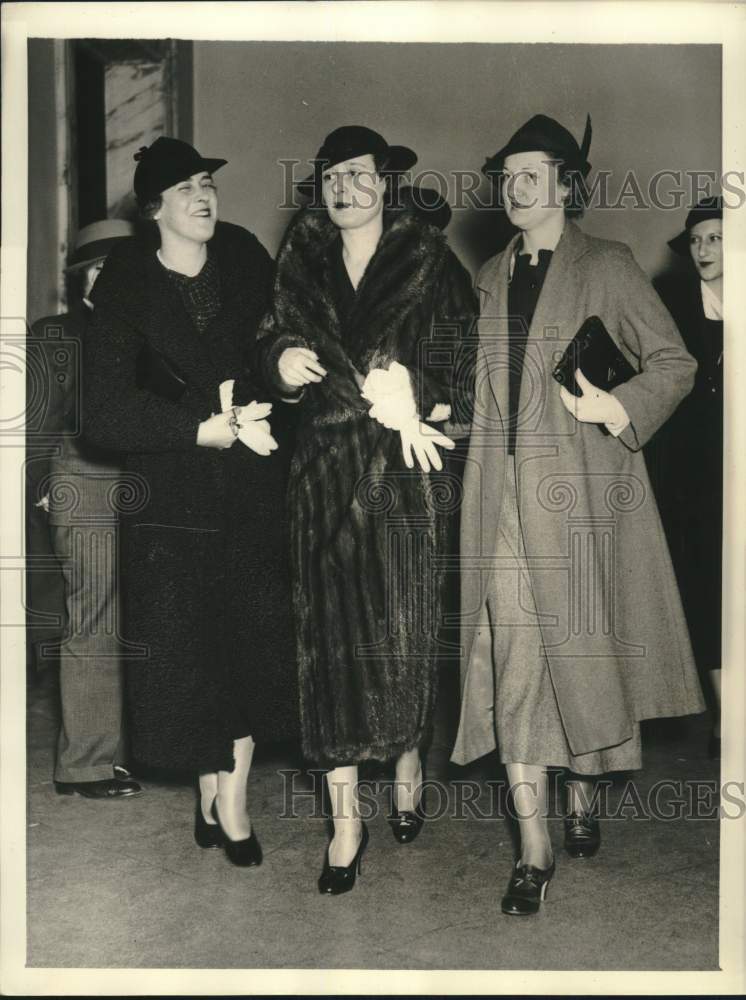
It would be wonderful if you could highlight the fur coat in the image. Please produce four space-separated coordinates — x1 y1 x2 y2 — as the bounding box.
83 221 298 773
257 206 477 766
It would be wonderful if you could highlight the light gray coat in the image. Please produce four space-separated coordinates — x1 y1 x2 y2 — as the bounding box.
452 221 706 765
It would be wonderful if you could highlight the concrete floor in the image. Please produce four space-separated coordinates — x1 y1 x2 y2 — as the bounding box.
26 665 719 970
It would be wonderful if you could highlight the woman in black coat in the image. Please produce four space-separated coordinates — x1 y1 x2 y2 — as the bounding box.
257 126 476 894
648 197 723 755
83 138 296 865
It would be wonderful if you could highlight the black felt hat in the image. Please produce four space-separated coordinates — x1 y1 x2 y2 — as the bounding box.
668 196 723 256
133 137 227 205
296 125 417 198
483 113 593 182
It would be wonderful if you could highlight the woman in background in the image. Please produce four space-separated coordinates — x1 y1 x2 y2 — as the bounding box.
648 197 723 757
84 137 296 865
257 125 476 895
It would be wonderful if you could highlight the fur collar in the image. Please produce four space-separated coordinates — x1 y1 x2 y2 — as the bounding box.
272 207 450 385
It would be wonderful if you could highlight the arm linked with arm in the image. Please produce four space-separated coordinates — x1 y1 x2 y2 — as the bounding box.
410 251 478 431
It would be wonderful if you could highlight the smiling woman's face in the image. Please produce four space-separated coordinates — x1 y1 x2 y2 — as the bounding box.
688 218 723 282
155 171 218 245
321 154 385 231
501 151 569 232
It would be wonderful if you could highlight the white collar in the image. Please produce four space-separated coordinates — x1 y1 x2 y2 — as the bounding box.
700 280 723 321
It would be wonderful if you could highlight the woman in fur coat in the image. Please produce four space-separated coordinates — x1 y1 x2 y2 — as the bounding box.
83 138 296 867
257 126 476 894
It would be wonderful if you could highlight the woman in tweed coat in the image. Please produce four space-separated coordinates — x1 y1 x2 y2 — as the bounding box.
257 126 476 893
451 114 705 915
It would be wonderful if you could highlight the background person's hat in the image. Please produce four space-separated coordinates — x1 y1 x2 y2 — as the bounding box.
668 196 723 256
133 136 227 205
483 113 593 182
296 125 417 198
66 219 135 271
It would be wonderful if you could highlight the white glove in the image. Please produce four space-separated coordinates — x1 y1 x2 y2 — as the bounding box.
399 418 455 472
218 380 278 456
237 415 278 456
559 368 630 437
361 361 418 430
233 401 278 456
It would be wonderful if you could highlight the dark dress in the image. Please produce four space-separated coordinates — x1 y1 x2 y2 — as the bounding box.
83 221 297 774
257 207 477 767
647 275 723 675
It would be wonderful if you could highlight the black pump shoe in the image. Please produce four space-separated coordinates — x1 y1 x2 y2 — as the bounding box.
501 859 555 916
564 812 601 859
212 801 262 867
194 800 223 849
388 802 425 844
318 822 369 896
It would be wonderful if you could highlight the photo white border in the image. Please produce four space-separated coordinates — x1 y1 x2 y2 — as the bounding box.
2 2 745 995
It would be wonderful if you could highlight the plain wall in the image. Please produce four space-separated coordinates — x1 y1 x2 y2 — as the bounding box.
27 39 61 325
192 41 721 278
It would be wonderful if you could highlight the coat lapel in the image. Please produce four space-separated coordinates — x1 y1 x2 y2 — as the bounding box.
516 222 592 436
477 234 518 423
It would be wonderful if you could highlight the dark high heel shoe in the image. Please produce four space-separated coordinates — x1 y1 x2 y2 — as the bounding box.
212 801 262 867
564 812 601 859
501 858 555 916
389 766 425 844
194 799 223 849
318 822 369 896
388 801 425 844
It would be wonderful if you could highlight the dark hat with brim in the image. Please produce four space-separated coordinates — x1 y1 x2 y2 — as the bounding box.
66 219 135 271
133 136 227 206
296 125 417 199
668 196 723 256
483 113 593 182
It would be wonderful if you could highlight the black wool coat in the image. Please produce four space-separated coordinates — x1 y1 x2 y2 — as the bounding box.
84 221 298 773
256 207 477 767
646 274 723 672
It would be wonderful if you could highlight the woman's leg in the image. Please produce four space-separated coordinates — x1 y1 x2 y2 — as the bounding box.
216 735 255 841
394 746 422 812
506 762 553 868
326 765 363 866
566 777 595 816
564 774 601 858
198 771 219 824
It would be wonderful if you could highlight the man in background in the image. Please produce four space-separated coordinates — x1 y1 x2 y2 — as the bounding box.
29 219 142 799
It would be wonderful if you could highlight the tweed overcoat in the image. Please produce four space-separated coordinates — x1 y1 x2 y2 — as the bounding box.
83 221 297 773
451 221 705 765
257 206 476 766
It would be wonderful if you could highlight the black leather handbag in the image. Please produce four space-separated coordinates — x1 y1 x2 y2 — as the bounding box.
136 342 187 402
552 315 636 397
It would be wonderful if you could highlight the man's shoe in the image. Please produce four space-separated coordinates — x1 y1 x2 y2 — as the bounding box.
55 776 142 799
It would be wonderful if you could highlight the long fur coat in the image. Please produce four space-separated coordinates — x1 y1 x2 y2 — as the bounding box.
257 206 476 766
